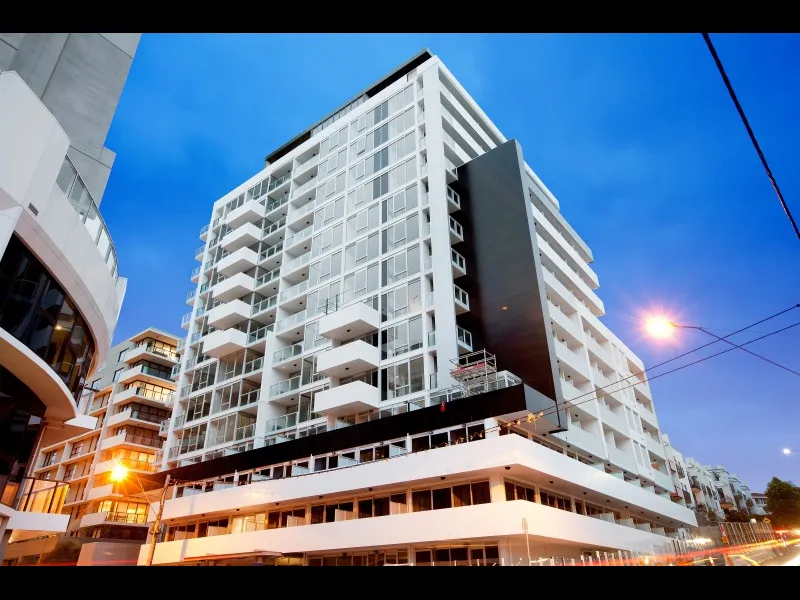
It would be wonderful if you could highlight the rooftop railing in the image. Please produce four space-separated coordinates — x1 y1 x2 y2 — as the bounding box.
55 156 119 279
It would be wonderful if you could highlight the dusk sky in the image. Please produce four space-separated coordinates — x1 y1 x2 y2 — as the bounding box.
101 33 799 492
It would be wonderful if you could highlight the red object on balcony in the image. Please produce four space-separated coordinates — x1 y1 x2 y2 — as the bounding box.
440 402 446 412
670 489 681 499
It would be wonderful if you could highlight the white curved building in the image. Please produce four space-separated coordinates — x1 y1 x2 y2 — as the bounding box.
0 36 135 558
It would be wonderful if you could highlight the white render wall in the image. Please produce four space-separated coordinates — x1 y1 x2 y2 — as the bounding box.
0 71 126 374
141 434 694 566
165 52 684 520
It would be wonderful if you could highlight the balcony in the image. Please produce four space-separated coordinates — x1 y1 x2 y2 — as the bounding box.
646 435 667 460
224 198 263 229
540 247 605 318
274 309 307 338
217 247 258 277
282 250 310 277
316 341 380 378
638 404 659 428
191 266 201 283
454 285 469 314
650 469 675 492
185 289 196 305
159 419 170 436
547 301 583 343
634 379 653 400
113 385 174 408
203 328 248 359
259 242 284 270
123 343 179 367
279 279 309 305
284 225 314 252
100 432 162 452
451 248 466 278
553 338 590 380
199 224 209 241
261 217 286 245
248 324 274 353
448 216 463 244
106 407 165 429
86 483 120 502
444 158 459 183
585 334 614 372
555 425 604 458
254 266 281 294
532 205 599 288
314 380 380 418
80 510 147 529
221 222 262 252
117 363 172 386
599 405 629 434
252 294 278 317
319 301 380 341
606 445 638 474
446 186 461 213
456 325 473 353
207 299 251 329
272 343 304 370
212 272 255 303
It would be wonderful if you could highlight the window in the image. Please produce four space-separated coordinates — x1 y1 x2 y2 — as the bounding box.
314 196 344 231
380 356 424 401
381 316 423 358
381 278 421 322
346 203 380 240
382 184 418 223
539 488 572 512
344 232 380 271
381 244 420 286
308 250 342 286
311 223 344 259
382 214 419 252
412 481 491 513
504 481 536 502
342 264 380 304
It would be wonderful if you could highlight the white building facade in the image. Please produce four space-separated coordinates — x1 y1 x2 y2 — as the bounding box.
150 50 698 566
0 69 128 558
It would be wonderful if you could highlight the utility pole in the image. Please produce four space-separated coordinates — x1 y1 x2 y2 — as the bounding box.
145 474 171 567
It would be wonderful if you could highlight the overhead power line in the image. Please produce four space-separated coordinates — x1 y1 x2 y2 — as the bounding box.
701 33 800 241
539 305 800 422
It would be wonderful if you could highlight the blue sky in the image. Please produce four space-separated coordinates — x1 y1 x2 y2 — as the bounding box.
102 33 800 492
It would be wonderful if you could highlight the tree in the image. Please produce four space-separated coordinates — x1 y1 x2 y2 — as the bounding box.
765 477 800 528
724 508 751 523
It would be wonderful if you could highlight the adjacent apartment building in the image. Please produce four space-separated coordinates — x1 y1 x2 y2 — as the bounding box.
0 33 139 561
1 329 179 566
143 49 700 566
685 459 757 522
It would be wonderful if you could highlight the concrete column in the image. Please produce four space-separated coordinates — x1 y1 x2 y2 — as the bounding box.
0 521 11 564
488 473 505 503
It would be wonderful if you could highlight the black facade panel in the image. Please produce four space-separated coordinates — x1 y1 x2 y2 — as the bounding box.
453 140 565 432
154 384 533 486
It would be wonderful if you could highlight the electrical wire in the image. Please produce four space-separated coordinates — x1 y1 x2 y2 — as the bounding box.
692 326 800 377
536 320 800 423
701 33 800 240
561 303 798 405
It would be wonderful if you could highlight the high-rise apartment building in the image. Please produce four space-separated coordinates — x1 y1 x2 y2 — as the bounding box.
1 329 178 566
150 49 699 566
0 33 138 560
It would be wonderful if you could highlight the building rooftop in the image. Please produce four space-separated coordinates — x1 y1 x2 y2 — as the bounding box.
264 49 433 167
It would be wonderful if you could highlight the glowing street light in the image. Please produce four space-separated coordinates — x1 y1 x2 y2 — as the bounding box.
645 316 677 339
783 448 793 456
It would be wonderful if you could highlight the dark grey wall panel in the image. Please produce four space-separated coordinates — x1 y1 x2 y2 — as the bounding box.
453 139 566 431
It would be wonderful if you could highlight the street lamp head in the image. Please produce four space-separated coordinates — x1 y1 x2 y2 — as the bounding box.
110 463 129 483
783 448 792 456
645 316 677 339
